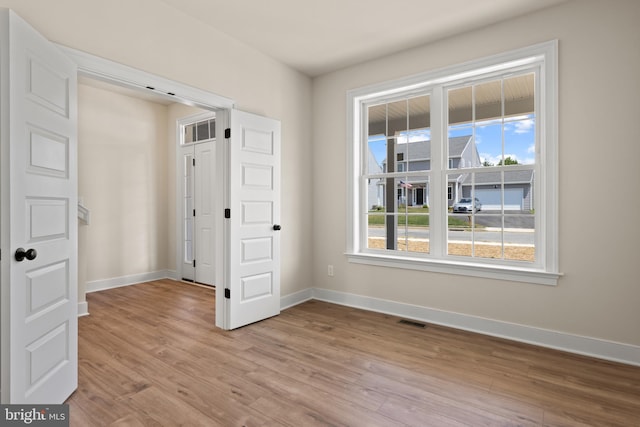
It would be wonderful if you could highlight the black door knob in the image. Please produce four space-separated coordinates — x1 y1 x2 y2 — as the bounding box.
15 248 37 262
273 224 282 231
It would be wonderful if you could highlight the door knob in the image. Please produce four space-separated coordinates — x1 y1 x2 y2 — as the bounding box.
273 224 281 231
15 248 37 262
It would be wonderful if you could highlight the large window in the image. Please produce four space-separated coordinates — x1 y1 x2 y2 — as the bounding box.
347 42 559 285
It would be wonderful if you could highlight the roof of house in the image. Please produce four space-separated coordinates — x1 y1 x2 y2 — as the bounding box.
383 135 472 163
461 169 534 185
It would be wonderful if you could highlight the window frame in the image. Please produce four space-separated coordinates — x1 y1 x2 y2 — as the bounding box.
346 41 560 285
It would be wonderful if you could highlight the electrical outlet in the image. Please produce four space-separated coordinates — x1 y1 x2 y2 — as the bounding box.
327 264 334 276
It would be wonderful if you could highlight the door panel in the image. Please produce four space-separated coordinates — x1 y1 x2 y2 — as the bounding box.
227 110 281 329
194 142 215 285
1 10 78 404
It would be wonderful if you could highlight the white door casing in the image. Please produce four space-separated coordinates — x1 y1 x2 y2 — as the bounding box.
0 10 78 404
225 110 281 329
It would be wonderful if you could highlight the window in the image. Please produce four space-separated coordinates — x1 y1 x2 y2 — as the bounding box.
347 41 559 285
182 117 216 144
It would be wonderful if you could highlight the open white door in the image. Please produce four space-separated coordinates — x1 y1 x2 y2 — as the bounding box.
0 10 78 403
224 110 281 329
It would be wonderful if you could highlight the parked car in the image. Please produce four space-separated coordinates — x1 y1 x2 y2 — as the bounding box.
453 197 482 213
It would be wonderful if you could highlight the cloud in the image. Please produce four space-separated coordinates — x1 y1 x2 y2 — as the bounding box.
480 152 501 165
512 119 535 134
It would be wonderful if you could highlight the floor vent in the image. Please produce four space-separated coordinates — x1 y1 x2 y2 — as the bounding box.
398 319 427 328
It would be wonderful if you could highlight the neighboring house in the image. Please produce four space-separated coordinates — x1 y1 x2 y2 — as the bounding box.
459 170 534 211
376 135 532 211
368 149 384 208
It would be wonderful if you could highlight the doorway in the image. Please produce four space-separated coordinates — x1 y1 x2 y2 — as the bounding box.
178 113 217 286
1 12 281 404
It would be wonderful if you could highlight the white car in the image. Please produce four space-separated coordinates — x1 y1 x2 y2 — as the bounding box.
453 197 482 213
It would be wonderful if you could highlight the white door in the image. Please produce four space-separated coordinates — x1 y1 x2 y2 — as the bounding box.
0 10 78 403
194 142 215 285
225 110 281 329
179 141 215 285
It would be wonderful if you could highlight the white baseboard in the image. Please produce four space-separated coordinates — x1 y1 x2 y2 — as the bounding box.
77 301 89 317
281 287 640 367
280 288 314 310
85 270 174 293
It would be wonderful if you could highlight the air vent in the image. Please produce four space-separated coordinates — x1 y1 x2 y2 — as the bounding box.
398 319 427 328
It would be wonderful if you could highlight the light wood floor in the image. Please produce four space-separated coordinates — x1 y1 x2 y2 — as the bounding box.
66 279 640 426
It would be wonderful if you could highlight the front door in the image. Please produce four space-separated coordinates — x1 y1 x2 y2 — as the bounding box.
224 110 281 329
416 188 424 206
0 10 78 403
179 140 216 285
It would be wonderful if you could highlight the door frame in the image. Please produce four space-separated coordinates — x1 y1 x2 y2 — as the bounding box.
175 111 217 284
56 45 235 329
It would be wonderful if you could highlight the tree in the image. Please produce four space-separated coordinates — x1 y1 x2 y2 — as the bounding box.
498 156 519 165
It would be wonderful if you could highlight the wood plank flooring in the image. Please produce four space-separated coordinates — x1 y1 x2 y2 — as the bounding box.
66 279 640 426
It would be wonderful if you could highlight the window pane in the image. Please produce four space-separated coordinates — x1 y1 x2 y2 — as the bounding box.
475 121 502 167
366 178 430 254
448 170 535 262
504 213 535 262
398 132 431 172
184 238 193 263
366 174 386 211
448 86 472 125
449 134 480 169
504 73 534 117
367 134 387 175
505 115 535 165
196 121 209 141
368 104 387 138
386 99 407 137
184 124 195 144
366 212 386 250
475 80 502 121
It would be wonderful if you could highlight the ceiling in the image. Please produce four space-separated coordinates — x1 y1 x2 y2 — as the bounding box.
158 0 567 77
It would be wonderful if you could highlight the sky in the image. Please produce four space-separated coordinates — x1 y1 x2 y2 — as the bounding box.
368 113 536 168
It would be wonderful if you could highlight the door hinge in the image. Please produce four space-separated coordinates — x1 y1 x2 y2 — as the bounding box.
193 260 196 267
224 288 231 299
193 209 196 217
225 128 231 139
193 158 195 166
224 208 231 219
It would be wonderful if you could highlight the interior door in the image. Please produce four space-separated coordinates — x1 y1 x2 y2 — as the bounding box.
0 10 78 403
225 110 281 329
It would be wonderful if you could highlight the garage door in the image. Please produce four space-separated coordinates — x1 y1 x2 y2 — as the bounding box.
475 188 523 210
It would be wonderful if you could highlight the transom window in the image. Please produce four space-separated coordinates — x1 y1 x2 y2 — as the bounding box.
182 117 216 144
347 42 559 285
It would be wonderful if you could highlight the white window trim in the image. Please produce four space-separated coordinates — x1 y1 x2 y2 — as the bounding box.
346 41 560 286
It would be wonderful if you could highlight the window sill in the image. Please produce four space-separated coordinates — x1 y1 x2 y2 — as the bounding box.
346 252 561 286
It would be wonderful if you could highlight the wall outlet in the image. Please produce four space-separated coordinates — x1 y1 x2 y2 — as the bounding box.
327 264 334 277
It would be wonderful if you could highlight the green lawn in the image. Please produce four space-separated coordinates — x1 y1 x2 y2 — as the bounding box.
368 207 478 228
